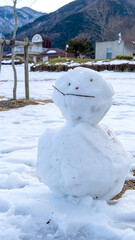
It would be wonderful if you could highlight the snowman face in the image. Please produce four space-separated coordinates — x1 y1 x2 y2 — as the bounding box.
53 67 114 125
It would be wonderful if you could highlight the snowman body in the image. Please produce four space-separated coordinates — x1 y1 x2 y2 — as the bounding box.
37 67 131 201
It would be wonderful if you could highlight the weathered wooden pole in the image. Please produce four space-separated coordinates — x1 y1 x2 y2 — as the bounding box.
24 37 29 100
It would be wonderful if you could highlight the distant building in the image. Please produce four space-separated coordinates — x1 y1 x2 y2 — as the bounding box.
31 33 51 62
95 33 135 59
14 33 66 63
41 48 66 61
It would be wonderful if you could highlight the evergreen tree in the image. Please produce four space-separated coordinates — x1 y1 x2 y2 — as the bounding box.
67 38 94 58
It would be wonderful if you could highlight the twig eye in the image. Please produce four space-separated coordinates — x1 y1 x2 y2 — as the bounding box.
76 87 79 90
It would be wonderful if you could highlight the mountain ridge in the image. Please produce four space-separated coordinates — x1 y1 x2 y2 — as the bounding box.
2 0 135 50
0 6 45 36
15 0 135 49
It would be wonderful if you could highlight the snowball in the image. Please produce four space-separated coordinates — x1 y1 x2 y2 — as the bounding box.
53 67 114 125
37 123 131 201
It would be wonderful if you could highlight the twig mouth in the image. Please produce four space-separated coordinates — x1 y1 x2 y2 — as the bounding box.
52 85 95 98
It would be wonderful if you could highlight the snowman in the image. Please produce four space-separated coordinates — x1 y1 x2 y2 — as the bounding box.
37 67 131 201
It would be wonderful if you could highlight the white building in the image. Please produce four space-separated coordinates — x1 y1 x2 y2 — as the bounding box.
95 34 135 59
14 33 66 63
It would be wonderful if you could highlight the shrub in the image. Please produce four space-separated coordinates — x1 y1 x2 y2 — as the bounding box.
116 55 133 60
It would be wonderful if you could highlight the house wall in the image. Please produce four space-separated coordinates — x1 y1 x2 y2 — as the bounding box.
123 45 134 56
95 40 125 59
43 56 48 61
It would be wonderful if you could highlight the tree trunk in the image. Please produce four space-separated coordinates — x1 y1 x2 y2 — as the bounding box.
0 37 5 72
12 0 17 100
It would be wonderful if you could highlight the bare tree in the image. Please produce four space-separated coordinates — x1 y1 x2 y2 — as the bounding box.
87 0 126 42
106 15 123 41
0 36 5 71
12 0 18 100
123 24 135 46
89 0 110 41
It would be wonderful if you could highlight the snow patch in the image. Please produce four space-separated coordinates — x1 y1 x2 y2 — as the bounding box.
47 50 56 54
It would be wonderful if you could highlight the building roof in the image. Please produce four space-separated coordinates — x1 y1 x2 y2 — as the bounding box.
32 33 51 48
40 34 51 48
40 48 65 57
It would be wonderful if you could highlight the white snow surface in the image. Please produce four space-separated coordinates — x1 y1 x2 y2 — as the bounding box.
0 65 135 239
43 59 135 67
37 68 131 200
47 50 57 54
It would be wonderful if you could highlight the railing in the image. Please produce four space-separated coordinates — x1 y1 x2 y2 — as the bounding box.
14 45 47 55
0 37 32 99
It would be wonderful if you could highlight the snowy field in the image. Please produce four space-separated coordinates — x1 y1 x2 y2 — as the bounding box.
0 65 135 240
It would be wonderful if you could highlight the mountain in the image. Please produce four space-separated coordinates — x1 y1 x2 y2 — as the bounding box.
0 6 45 36
5 0 135 49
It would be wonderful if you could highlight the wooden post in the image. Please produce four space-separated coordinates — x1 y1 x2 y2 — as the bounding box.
65 44 69 58
24 37 29 100
12 45 17 100
0 38 32 99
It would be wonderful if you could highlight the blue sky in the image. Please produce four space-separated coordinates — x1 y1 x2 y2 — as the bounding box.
0 0 75 13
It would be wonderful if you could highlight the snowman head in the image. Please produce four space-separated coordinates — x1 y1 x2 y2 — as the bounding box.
53 67 114 125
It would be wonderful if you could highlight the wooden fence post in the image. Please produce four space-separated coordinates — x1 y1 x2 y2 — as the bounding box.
24 37 29 100
0 37 32 99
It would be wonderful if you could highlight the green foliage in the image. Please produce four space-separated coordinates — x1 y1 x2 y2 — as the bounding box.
33 57 96 66
67 38 94 58
116 55 133 60
2 58 11 61
48 57 91 64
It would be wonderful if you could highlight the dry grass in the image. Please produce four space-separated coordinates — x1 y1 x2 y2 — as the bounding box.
112 170 135 200
0 99 53 111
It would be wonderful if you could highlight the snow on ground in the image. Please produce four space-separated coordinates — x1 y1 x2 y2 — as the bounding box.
0 65 135 239
85 59 135 66
0 64 61 100
31 59 135 68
